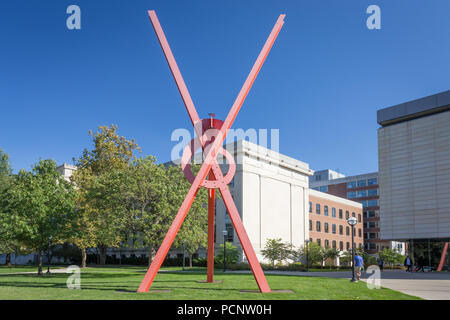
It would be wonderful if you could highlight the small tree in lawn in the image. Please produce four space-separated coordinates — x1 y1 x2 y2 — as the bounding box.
261 238 295 268
339 250 352 267
299 242 324 267
215 242 240 265
323 247 340 268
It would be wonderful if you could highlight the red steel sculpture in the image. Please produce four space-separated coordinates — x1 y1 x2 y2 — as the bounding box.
437 242 449 272
138 10 285 293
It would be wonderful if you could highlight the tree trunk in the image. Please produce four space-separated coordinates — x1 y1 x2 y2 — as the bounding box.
148 245 155 267
5 253 11 267
98 245 107 265
189 254 193 268
81 248 87 268
37 250 43 276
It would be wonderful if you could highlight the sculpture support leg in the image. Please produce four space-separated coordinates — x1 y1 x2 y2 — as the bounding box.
437 242 449 272
207 173 216 282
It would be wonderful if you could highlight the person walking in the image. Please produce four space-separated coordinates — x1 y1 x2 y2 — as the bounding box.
404 255 412 272
354 253 364 281
377 256 384 272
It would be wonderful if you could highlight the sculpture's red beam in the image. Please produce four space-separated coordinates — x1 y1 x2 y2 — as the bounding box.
437 242 449 272
138 10 285 293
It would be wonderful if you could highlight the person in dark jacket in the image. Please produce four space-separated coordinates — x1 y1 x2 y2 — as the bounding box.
404 255 412 272
377 256 384 271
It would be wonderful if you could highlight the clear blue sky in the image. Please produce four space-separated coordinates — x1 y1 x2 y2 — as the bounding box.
1 0 449 175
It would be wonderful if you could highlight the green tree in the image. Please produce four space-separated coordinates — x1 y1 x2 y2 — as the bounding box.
261 238 295 267
1 160 77 274
72 124 141 265
173 165 209 268
323 247 340 268
300 242 324 266
339 250 352 266
215 242 240 265
0 147 15 266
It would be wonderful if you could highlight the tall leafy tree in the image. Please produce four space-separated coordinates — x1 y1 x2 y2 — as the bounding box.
72 124 140 265
2 160 77 274
0 147 15 266
172 165 208 268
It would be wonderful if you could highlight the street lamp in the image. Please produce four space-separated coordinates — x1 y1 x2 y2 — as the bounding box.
222 230 228 272
46 236 52 274
347 216 357 282
305 239 310 272
182 241 186 271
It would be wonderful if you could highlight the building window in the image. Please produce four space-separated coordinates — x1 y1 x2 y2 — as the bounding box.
357 190 367 198
309 202 312 213
346 226 350 236
358 228 362 237
347 191 357 199
325 239 329 248
368 199 378 207
357 179 367 187
369 233 376 239
332 224 336 234
319 186 328 192
347 181 356 189
324 206 329 216
360 201 368 207
358 214 361 222
324 223 329 233
352 212 355 217
367 210 377 218
225 223 234 242
316 204 321 215
317 239 321 246
346 242 350 250
316 221 321 232
309 220 313 231
368 189 378 196
339 225 343 235
332 240 337 249
332 207 336 218
345 211 349 219
339 241 344 251
368 178 378 186
353 228 356 236
339 209 343 219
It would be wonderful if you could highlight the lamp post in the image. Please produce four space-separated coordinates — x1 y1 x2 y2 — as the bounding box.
222 230 228 272
46 236 52 274
182 241 186 271
347 216 357 282
305 239 309 272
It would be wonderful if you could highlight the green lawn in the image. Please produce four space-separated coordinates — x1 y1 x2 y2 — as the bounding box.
0 266 420 300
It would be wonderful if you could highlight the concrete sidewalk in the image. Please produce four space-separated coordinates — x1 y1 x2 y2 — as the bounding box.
230 269 450 300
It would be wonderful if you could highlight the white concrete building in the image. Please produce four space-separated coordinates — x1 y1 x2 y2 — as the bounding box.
214 140 314 262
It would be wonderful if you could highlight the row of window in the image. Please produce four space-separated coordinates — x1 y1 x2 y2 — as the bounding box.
309 220 362 237
347 189 378 198
358 199 379 208
310 238 363 251
363 210 379 218
309 203 362 222
364 221 379 229
347 178 378 189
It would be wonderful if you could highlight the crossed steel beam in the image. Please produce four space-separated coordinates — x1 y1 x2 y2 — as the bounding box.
138 10 285 293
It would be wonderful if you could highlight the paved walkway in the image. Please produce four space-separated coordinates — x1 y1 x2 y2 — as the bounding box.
229 269 450 300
